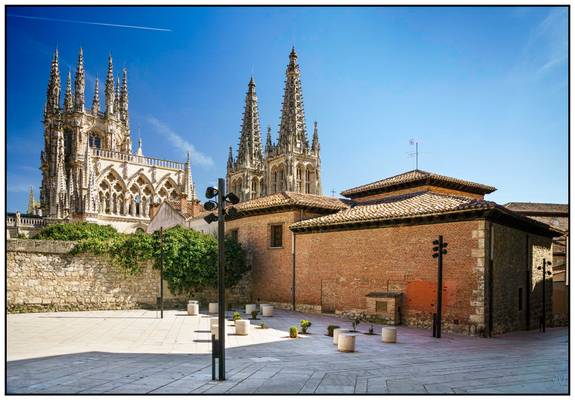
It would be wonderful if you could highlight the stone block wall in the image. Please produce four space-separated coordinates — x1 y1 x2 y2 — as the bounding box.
7 239 251 312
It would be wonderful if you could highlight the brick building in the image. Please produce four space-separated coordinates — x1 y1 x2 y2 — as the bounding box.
226 169 560 336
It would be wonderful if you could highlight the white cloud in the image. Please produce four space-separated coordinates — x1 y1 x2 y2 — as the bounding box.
145 116 214 168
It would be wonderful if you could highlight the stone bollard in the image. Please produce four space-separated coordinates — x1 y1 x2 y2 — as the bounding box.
333 328 349 345
211 324 219 340
338 334 356 352
245 304 257 314
208 302 218 314
381 327 397 343
235 319 250 336
261 305 274 317
187 303 199 316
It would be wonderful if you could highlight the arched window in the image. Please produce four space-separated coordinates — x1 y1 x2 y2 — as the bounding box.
272 170 278 193
251 178 258 200
64 129 73 157
89 134 101 149
296 165 303 192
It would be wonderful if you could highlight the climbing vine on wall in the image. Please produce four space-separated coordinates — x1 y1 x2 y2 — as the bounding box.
35 223 248 292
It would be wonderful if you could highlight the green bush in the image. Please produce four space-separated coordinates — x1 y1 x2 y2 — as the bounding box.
327 325 340 337
232 312 242 321
251 310 258 320
259 322 268 329
36 222 119 241
289 326 298 338
300 319 312 334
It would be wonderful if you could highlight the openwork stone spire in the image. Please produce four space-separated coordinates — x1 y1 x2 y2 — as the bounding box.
227 146 234 170
92 77 100 113
278 47 308 152
236 77 263 168
64 71 73 112
120 68 129 123
311 121 320 153
105 55 115 115
265 126 273 155
74 48 85 112
46 49 61 113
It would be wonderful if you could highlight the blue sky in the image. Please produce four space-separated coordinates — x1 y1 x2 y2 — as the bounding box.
6 6 568 212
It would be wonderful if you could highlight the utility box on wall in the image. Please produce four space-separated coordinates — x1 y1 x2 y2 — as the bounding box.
366 292 402 325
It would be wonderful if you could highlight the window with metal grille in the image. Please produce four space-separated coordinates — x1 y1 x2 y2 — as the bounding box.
376 301 388 313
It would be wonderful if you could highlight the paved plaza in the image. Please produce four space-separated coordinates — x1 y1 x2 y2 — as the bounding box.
7 308 569 394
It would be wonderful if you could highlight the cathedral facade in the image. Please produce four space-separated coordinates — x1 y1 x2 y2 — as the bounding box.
40 49 195 232
227 48 321 202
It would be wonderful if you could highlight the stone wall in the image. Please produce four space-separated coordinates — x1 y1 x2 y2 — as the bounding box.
7 239 251 312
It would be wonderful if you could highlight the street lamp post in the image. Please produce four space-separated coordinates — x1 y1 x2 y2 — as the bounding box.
203 178 239 381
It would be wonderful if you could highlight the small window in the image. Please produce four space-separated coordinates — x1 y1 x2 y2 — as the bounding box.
230 229 238 242
89 134 101 149
518 288 523 311
270 224 283 248
376 301 388 313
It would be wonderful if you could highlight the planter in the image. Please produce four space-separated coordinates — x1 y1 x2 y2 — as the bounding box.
338 334 356 352
261 305 274 317
208 302 218 314
210 317 219 327
187 303 199 316
211 324 219 340
332 328 349 345
235 319 250 336
245 304 257 314
381 327 397 343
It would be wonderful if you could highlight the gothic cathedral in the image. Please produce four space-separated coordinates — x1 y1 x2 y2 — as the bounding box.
40 49 195 232
227 48 321 201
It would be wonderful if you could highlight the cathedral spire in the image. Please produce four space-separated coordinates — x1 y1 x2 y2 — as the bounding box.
311 121 320 153
236 77 263 168
115 76 121 116
46 48 61 113
105 54 115 115
64 70 73 112
92 77 100 114
227 146 234 170
184 151 194 200
84 140 97 213
27 186 35 215
74 48 85 112
278 47 308 152
136 136 143 156
120 68 129 123
265 126 273 155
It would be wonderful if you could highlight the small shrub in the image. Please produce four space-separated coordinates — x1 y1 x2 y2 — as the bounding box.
327 325 340 337
251 310 258 320
300 319 312 334
289 326 298 338
259 322 268 329
232 312 241 321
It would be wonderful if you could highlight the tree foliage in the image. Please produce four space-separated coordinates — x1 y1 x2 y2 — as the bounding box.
35 222 248 291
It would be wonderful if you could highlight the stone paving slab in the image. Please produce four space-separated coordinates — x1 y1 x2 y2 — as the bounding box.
7 308 569 394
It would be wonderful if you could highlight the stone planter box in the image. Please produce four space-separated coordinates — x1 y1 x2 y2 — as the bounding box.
210 317 219 327
382 327 397 343
211 324 219 340
245 304 257 314
235 319 250 336
338 334 356 352
333 328 350 345
261 305 273 317
208 302 218 314
187 303 199 316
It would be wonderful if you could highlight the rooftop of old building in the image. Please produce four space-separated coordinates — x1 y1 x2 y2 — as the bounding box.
504 202 569 216
341 169 497 199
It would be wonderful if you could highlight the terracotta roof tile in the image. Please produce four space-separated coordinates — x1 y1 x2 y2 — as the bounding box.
341 169 496 198
290 191 495 231
504 202 568 215
232 192 348 214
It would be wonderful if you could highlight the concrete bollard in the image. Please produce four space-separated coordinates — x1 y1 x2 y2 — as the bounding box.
382 327 397 343
208 302 218 314
187 303 199 316
338 334 356 352
261 305 274 317
333 328 349 345
245 304 257 314
235 319 250 335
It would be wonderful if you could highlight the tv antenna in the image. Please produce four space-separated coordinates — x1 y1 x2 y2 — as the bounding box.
408 139 429 170
330 188 336 197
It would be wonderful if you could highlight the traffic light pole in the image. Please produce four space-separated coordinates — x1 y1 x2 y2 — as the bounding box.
160 227 164 319
432 235 447 339
217 178 226 381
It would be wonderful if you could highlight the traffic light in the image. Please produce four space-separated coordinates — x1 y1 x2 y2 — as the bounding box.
432 238 448 258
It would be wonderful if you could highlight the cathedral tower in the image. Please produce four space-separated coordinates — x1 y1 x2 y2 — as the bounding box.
227 48 321 200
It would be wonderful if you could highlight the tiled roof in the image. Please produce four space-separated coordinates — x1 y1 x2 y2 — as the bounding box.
166 200 201 220
504 202 569 215
341 169 496 198
291 191 492 230
232 192 348 215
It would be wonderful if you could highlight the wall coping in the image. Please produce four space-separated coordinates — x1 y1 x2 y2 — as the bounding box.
7 239 76 254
